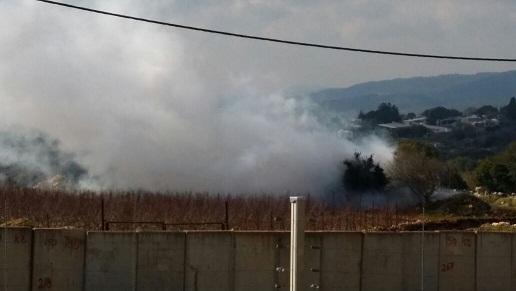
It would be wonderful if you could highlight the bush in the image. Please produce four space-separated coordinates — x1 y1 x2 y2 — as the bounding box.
342 152 388 192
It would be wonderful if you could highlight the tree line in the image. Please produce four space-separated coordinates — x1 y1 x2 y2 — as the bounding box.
342 97 516 203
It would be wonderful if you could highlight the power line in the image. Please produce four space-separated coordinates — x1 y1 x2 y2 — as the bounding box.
36 0 516 62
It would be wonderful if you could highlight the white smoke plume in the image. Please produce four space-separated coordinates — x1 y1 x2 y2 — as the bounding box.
0 1 400 194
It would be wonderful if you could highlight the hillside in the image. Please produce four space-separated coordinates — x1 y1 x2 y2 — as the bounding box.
311 70 516 114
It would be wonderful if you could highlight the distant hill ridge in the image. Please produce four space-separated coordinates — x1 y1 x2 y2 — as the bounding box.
311 70 516 114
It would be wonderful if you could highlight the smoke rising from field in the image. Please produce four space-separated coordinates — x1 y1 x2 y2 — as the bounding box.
0 128 87 188
0 1 397 194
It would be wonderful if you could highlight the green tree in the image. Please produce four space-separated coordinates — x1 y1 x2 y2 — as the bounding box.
440 165 468 190
501 97 516 120
422 106 462 125
388 140 444 203
405 112 416 119
448 156 477 173
359 102 402 125
475 142 516 193
342 152 388 192
476 105 499 118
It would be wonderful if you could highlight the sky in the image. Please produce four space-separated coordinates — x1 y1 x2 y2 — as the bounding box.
0 0 515 193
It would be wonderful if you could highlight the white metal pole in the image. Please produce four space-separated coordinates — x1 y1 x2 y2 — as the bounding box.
290 196 305 291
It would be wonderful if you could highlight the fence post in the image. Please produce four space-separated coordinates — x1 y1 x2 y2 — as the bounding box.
101 198 105 231
290 196 305 291
225 200 229 230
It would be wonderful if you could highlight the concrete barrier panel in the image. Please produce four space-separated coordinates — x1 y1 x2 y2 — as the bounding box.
304 232 322 291
438 232 476 291
233 232 277 291
477 232 512 291
275 232 290 290
137 232 186 291
32 229 86 291
400 232 439 291
362 232 403 291
510 233 516 290
319 232 362 291
0 227 32 291
185 231 233 291
85 231 136 291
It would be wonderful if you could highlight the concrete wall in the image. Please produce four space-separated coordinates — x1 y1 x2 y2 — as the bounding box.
233 232 281 291
400 232 440 291
0 227 31 291
185 232 234 291
2 228 516 290
32 229 85 291
438 232 476 291
476 232 512 291
319 232 362 291
137 232 185 291
85 231 136 291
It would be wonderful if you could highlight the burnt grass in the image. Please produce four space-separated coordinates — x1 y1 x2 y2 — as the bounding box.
0 188 513 231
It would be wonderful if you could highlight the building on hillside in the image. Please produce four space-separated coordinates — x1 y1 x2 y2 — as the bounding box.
437 116 462 128
422 124 450 133
377 122 413 137
460 115 500 129
378 118 450 136
404 117 427 126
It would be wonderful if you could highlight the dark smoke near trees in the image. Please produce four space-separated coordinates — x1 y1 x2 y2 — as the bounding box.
0 129 87 188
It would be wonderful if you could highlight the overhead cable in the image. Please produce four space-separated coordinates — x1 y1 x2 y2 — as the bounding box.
35 0 516 62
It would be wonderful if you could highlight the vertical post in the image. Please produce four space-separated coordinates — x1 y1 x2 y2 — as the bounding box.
101 198 105 231
290 196 305 291
332 191 335 214
270 211 273 230
225 200 229 230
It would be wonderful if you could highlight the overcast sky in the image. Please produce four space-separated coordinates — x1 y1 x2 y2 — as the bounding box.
1 0 515 193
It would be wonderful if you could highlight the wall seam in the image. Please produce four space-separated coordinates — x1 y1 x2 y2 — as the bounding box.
183 231 188 291
359 231 364 291
29 229 35 291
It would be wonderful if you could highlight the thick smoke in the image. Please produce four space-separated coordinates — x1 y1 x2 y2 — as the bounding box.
0 1 398 194
0 128 87 188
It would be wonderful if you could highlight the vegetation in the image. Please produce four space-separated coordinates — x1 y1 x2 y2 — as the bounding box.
342 152 388 192
427 193 491 216
358 102 402 125
3 187 516 232
476 105 498 118
422 106 462 125
501 97 516 120
0 188 418 231
475 142 516 193
350 97 516 200
388 140 444 204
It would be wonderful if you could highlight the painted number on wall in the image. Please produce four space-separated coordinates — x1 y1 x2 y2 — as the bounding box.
38 277 52 289
445 235 472 248
445 236 457 246
44 238 57 247
462 237 472 247
64 236 82 250
14 233 27 244
441 262 454 272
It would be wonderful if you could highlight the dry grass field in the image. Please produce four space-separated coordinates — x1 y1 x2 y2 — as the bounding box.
0 188 418 231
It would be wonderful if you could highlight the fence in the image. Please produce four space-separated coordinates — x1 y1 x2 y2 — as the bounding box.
0 188 418 231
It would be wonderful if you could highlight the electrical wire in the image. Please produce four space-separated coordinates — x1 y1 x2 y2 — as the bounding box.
35 0 516 62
